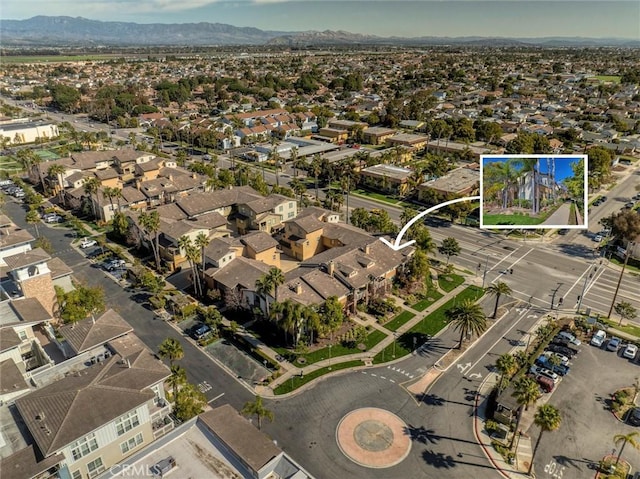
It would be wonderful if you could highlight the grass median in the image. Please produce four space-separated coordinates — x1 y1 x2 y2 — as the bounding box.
273 360 364 395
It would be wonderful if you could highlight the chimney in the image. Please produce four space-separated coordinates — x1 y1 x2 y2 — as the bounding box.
364 244 371 255
327 261 334 277
295 283 302 294
136 179 142 190
91 315 95 324
126 359 131 368
168 173 174 181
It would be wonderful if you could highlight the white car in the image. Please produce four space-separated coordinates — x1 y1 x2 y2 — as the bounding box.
79 238 97 249
543 351 570 366
623 344 638 360
591 330 606 347
593 234 603 242
557 331 581 346
530 365 560 384
44 214 62 223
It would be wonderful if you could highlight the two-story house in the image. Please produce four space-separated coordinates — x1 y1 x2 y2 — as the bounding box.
235 194 297 234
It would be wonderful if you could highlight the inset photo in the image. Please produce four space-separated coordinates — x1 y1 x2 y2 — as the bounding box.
480 154 588 229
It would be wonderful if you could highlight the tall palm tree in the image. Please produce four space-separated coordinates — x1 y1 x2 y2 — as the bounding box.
487 282 513 319
167 364 187 404
266 267 285 302
495 353 518 391
510 376 541 448
445 299 487 349
102 186 122 215
139 210 161 270
194 231 210 281
158 337 184 367
255 275 273 318
83 177 101 219
613 432 640 466
47 164 66 205
178 235 203 298
310 153 322 201
241 396 274 430
25 209 41 237
529 404 561 475
289 177 307 208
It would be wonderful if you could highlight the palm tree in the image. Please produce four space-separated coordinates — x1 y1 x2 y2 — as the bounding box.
25 209 41 237
194 231 210 281
241 396 274 430
178 235 202 298
83 177 101 219
139 210 161 270
400 207 418 227
158 337 184 367
487 282 513 319
445 299 487 349
310 154 322 201
510 376 541 448
102 186 122 215
266 267 285 302
289 177 307 208
167 364 187 404
255 275 273 318
613 432 640 466
495 353 517 391
529 404 561 475
47 164 66 205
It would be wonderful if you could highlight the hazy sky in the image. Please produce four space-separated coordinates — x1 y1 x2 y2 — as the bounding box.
4 1 640 39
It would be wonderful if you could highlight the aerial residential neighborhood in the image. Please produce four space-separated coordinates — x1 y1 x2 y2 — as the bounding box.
0 3 639 479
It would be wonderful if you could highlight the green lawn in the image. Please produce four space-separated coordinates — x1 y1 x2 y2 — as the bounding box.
482 213 544 226
384 310 416 332
290 329 387 366
438 273 465 292
351 188 401 205
0 156 22 173
601 318 640 339
273 360 364 394
595 75 621 84
411 290 444 312
373 285 485 363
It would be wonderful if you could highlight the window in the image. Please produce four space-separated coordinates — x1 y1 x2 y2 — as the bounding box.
72 470 82 479
70 433 98 461
288 212 295 218
120 433 144 454
17 330 28 341
278 205 283 212
289 202 294 208
115 411 140 436
86 458 105 478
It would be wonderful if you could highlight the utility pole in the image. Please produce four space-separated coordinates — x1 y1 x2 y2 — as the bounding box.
576 264 596 313
608 243 634 318
481 254 490 288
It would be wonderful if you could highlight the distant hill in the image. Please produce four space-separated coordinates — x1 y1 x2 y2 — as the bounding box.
1 16 638 48
0 16 288 46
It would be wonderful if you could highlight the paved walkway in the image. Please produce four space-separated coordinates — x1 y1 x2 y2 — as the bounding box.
541 202 572 226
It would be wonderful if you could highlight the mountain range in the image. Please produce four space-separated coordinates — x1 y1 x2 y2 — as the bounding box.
1 16 638 48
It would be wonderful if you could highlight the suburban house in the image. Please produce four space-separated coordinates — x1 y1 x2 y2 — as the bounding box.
0 214 34 266
235 194 297 234
359 164 413 196
9 330 172 479
362 127 397 145
418 166 480 204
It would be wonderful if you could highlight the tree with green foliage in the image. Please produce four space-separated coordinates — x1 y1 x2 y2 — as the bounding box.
529 405 561 474
438 237 461 265
266 267 285 302
613 431 640 466
55 284 106 324
320 296 345 338
158 337 184 367
495 353 518 391
49 83 81 112
406 249 431 285
174 382 207 421
167 364 186 404
34 236 54 254
25 209 40 237
615 301 638 326
139 210 161 271
487 282 513 319
47 164 66 205
510 376 542 448
110 211 129 240
82 177 101 219
242 396 274 430
445 299 487 349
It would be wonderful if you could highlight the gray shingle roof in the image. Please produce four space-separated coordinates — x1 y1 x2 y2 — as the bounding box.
58 309 133 355
3 248 51 270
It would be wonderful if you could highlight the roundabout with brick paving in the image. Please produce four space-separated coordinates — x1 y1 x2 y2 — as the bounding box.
336 407 412 468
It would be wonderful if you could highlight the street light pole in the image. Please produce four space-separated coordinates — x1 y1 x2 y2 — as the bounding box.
608 243 634 318
576 264 596 313
481 255 490 288
328 344 332 371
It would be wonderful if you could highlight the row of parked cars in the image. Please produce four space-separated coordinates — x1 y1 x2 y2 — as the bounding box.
529 331 582 393
591 329 637 359
0 180 25 199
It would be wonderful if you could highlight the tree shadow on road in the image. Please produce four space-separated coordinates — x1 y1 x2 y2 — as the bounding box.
555 242 599 259
404 425 440 445
422 449 499 471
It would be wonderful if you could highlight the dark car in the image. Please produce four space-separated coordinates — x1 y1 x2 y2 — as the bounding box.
629 407 640 427
551 337 581 355
558 229 570 235
190 324 212 341
546 344 577 359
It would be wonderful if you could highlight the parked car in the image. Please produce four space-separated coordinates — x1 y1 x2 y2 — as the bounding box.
628 407 640 427
535 354 570 376
623 343 638 360
104 259 126 271
44 214 63 223
546 344 577 359
558 229 570 235
542 351 570 366
79 238 97 249
591 330 606 347
624 202 635 209
550 338 580 355
607 337 621 352
150 457 176 477
529 373 555 393
530 365 560 383
557 331 581 346
190 324 212 341
593 234 603 242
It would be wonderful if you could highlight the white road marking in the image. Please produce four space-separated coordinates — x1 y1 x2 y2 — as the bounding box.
207 392 225 404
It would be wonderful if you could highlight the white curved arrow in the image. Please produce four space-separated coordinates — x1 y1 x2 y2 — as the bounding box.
380 196 481 251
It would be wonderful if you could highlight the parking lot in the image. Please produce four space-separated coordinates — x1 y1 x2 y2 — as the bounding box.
204 339 269 385
532 332 640 479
